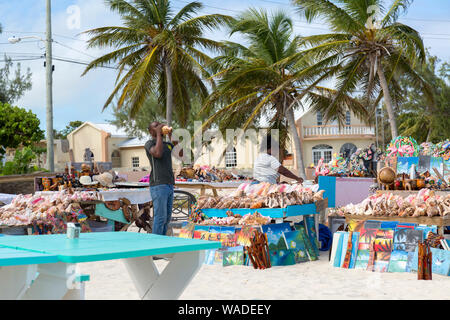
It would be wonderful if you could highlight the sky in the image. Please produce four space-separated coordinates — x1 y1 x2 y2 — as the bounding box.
0 0 449 133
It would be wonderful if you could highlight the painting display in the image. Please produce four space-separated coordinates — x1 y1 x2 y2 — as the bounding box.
331 219 450 277
178 216 321 268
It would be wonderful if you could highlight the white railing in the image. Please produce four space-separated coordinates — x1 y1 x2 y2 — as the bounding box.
303 125 375 137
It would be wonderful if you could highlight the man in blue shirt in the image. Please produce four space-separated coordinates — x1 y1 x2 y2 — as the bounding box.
145 122 175 235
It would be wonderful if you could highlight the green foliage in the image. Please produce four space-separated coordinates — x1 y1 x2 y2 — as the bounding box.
82 0 234 126
397 54 450 143
54 121 84 139
292 0 431 136
0 55 33 105
0 146 38 175
0 103 45 157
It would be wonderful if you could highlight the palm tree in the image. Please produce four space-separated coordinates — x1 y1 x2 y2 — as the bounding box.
82 0 233 127
202 9 366 178
292 0 433 138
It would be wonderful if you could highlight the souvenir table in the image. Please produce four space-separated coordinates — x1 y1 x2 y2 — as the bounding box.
175 181 244 196
0 232 220 300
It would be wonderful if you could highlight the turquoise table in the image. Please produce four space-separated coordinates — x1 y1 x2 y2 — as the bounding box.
0 232 221 300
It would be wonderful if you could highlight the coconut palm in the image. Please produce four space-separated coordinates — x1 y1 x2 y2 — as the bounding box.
292 0 433 138
202 9 367 178
82 0 233 127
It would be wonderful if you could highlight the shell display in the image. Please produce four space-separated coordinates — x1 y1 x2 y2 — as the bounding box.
195 182 324 210
334 188 450 218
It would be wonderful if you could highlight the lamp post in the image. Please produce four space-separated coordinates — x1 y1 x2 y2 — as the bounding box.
8 0 54 172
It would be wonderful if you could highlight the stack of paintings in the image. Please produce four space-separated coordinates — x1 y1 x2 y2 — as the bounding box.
330 219 450 276
178 215 321 267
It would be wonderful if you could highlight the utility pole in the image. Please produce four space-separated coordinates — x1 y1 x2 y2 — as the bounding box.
45 0 54 172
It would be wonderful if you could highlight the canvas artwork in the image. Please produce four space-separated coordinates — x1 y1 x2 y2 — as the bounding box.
204 249 217 265
364 220 382 229
354 227 378 269
341 232 354 268
330 232 343 266
294 224 318 261
194 225 210 232
283 230 310 263
339 232 351 268
397 157 419 175
179 222 195 239
348 220 365 232
220 233 238 248
409 247 450 276
209 226 223 234
393 228 423 252
415 225 438 240
261 223 292 251
269 249 296 266
380 221 399 230
417 155 431 174
430 157 444 176
236 226 257 247
349 232 360 269
372 238 393 272
193 230 208 240
444 159 450 182
376 228 394 239
219 226 237 234
222 246 244 266
388 250 409 273
301 216 320 253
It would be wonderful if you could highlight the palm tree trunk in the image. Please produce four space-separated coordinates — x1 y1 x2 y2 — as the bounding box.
377 63 398 138
426 126 432 142
286 106 306 180
165 61 173 127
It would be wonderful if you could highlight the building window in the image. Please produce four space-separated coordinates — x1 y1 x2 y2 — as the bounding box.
340 143 357 160
317 111 323 126
132 157 140 168
111 150 121 168
225 148 237 168
312 144 332 166
345 111 351 125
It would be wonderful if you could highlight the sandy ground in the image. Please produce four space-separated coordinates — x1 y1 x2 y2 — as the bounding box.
79 249 450 300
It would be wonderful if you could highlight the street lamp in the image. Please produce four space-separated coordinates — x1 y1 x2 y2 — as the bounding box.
8 0 54 172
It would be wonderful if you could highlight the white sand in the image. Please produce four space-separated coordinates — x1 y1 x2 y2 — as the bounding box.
80 250 450 300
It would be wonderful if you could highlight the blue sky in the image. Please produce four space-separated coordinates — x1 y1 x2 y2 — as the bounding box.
0 0 449 133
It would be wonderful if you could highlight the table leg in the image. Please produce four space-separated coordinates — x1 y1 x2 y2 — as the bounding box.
122 251 205 300
22 263 84 300
212 188 218 197
0 265 33 299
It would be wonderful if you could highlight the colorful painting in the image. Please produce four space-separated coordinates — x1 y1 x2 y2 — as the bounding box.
430 157 443 176
268 249 296 266
283 230 309 263
219 233 238 248
417 155 431 174
415 225 438 240
300 216 320 253
193 230 208 240
410 247 450 276
222 246 244 266
354 227 378 269
219 226 237 234
331 232 345 267
194 225 210 232
179 222 195 239
372 238 393 273
364 221 382 230
376 228 394 239
393 228 423 252
444 159 450 182
397 156 419 175
294 224 318 261
349 232 360 269
204 249 216 265
339 232 351 267
388 250 409 273
236 226 257 247
405 250 417 272
261 223 292 250
348 220 365 232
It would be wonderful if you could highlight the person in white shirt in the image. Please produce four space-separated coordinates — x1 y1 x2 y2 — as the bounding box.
253 135 304 184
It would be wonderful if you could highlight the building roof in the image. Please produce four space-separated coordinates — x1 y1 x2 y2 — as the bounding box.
117 136 150 148
68 122 131 138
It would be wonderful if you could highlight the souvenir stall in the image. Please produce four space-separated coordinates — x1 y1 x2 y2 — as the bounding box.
0 160 154 235
176 182 328 268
